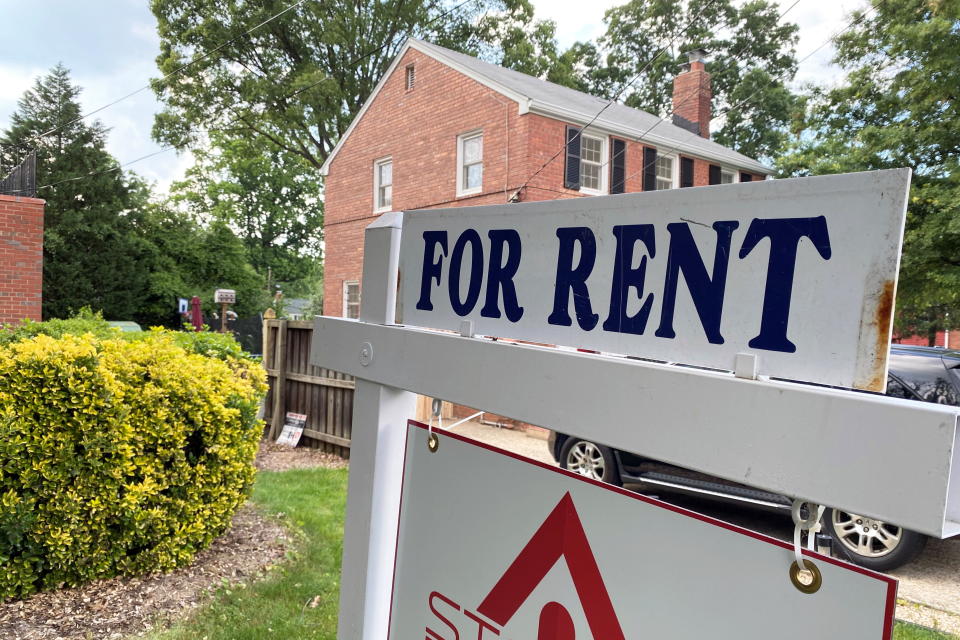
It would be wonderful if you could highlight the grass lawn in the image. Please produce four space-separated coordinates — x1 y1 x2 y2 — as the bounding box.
145 468 348 640
143 466 956 639
898 623 959 640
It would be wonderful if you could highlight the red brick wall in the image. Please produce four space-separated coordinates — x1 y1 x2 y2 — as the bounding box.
322 48 527 316
894 331 955 348
0 195 43 324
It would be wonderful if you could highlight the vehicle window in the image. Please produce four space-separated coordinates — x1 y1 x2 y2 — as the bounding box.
885 376 912 399
888 353 960 406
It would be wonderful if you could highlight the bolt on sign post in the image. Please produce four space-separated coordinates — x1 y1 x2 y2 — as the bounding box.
311 169 960 639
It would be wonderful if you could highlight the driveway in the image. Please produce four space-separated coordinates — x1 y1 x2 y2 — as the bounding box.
452 419 960 636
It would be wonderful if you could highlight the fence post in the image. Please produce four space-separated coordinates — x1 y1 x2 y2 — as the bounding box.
269 319 288 440
325 212 416 640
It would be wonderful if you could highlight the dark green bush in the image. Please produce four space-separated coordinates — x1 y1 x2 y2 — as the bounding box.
0 331 267 600
0 308 119 346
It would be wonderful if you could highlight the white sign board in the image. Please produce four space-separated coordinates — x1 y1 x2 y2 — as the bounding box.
389 422 896 639
276 412 306 447
398 170 909 391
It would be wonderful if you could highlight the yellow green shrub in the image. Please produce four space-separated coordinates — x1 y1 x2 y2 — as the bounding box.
0 332 266 600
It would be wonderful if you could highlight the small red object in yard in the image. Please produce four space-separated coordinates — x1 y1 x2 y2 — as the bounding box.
190 296 203 332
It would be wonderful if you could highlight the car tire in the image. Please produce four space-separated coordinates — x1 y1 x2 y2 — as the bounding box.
559 438 621 486
823 508 927 571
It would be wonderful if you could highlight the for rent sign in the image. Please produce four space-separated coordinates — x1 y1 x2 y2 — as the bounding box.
398 169 910 391
389 422 896 639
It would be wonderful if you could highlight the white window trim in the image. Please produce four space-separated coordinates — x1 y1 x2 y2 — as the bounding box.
720 167 739 185
343 280 360 319
456 130 484 197
579 131 608 196
655 151 679 190
373 156 392 213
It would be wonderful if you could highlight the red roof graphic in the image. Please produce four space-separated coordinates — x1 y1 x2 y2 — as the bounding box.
477 492 625 639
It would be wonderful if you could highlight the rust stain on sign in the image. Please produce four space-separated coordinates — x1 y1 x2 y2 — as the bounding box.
864 280 896 392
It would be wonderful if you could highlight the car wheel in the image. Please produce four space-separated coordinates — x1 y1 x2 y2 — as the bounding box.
824 508 926 571
559 439 621 486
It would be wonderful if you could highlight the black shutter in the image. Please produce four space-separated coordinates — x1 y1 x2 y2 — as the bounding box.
611 139 626 194
564 126 582 190
709 164 721 185
680 157 694 188
642 147 657 191
740 172 753 183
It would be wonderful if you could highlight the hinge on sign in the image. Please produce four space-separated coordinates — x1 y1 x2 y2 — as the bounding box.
734 352 759 380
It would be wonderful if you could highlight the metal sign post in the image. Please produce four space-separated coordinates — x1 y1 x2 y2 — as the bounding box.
311 172 960 640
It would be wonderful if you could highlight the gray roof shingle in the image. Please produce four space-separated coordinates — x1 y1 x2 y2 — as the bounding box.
411 38 771 174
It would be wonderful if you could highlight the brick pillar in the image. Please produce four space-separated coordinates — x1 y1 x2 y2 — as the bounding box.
0 194 44 324
672 49 712 139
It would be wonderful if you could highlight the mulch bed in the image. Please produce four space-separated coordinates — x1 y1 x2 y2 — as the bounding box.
0 441 347 640
255 441 349 472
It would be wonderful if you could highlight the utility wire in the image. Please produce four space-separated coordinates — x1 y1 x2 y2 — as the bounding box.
17 0 481 196
592 0 804 175
514 0 726 198
23 0 314 148
616 2 876 188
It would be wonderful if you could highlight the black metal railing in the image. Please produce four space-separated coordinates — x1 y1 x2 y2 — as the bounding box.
0 151 37 198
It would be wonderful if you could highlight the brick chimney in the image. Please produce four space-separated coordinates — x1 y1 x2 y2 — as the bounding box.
672 49 712 139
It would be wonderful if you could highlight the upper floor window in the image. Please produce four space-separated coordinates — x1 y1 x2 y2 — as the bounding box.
343 281 360 319
655 154 675 190
457 131 483 196
720 168 736 184
405 64 416 91
374 157 392 212
580 133 606 194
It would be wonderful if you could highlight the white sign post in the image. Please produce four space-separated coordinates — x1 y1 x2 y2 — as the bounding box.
311 171 960 640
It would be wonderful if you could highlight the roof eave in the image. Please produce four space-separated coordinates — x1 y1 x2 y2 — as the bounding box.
527 101 772 175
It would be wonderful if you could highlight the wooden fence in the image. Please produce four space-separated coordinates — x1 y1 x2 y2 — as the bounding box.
263 319 355 457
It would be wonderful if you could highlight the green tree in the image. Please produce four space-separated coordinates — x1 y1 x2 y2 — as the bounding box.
171 132 322 297
0 65 152 320
134 201 266 326
150 0 550 169
553 0 800 160
777 0 960 340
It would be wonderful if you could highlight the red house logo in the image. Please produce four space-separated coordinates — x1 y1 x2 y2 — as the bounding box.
478 492 625 638
422 492 625 639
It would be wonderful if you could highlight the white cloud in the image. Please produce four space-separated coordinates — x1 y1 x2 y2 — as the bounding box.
0 63 47 119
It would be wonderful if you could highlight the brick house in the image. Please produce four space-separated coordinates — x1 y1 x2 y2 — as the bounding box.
321 39 770 319
0 194 44 324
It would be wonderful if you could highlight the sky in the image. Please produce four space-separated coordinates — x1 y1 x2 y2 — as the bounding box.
0 0 863 195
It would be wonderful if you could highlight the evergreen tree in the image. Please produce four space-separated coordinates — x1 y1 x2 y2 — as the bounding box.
0 65 151 320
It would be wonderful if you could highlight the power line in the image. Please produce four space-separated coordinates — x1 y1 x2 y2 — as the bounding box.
18 0 481 196
591 0 804 176
24 0 314 148
514 0 726 197
616 2 876 188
